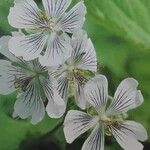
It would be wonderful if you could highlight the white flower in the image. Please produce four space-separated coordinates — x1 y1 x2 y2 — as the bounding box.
0 36 65 124
63 75 148 150
50 31 97 109
8 0 86 66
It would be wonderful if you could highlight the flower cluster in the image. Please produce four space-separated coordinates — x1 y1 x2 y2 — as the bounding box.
0 0 148 149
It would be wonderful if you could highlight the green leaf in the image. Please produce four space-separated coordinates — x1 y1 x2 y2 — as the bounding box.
86 0 150 50
0 0 13 33
0 94 63 150
0 113 27 150
85 21 130 77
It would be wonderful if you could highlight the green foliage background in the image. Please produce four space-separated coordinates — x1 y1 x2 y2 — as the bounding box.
0 0 150 149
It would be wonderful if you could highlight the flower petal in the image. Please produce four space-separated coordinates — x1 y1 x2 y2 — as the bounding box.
82 124 104 150
0 36 16 61
42 0 71 18
106 78 144 115
120 121 148 142
13 80 45 124
43 76 66 118
84 75 108 112
39 32 71 66
57 71 69 103
49 64 69 104
9 34 24 57
75 79 87 109
8 0 45 29
111 126 144 150
9 33 48 60
71 31 97 72
0 60 16 95
63 110 98 143
58 1 86 33
46 99 66 118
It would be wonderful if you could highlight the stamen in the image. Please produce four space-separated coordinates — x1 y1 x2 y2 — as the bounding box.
14 75 34 92
112 121 121 129
87 106 98 116
39 10 49 21
73 70 88 85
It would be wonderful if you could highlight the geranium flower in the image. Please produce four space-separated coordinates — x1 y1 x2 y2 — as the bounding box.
63 75 147 150
8 0 86 66
50 31 97 109
0 35 65 124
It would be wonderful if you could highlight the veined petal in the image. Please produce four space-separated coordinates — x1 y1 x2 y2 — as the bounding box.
111 126 144 150
42 0 72 18
13 80 45 124
43 76 64 105
120 121 148 142
71 32 97 72
57 71 69 103
0 36 16 61
39 32 72 66
106 78 144 115
78 38 97 72
31 100 45 124
22 33 48 61
84 75 108 112
75 79 87 109
46 99 66 118
43 76 66 118
58 1 86 33
8 0 45 29
82 124 104 150
49 65 69 103
9 33 48 60
63 110 98 143
0 60 16 95
9 34 24 57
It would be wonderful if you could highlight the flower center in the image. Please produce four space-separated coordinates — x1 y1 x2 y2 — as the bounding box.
11 60 47 92
100 114 111 122
47 20 56 31
66 64 75 72
39 10 57 32
14 76 34 92
100 114 124 136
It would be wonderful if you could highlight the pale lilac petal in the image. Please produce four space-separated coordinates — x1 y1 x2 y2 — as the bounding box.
9 35 24 57
120 121 148 142
31 100 45 124
46 99 66 118
13 80 45 124
57 71 69 103
84 75 108 112
0 60 16 95
42 0 72 18
75 79 87 109
106 78 144 115
58 1 86 33
42 76 66 118
71 32 97 72
8 0 45 29
9 33 48 60
0 36 16 61
64 110 98 143
82 124 104 150
39 32 72 66
48 64 69 104
111 126 144 150
78 38 97 72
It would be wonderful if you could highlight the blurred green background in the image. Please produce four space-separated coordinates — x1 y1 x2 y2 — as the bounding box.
0 0 150 149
